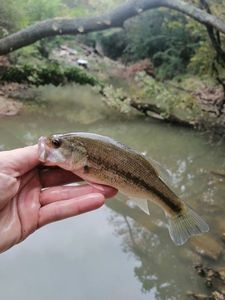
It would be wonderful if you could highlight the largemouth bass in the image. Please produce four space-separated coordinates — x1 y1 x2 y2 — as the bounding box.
38 132 209 245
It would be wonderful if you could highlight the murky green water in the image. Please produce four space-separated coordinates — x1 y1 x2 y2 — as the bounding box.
0 85 224 300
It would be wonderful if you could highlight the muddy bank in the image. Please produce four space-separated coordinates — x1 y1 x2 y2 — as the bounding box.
0 96 22 116
0 83 25 116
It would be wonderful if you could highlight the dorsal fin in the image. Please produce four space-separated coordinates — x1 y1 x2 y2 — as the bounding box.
142 154 173 186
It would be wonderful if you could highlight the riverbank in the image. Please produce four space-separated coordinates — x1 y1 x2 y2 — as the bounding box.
0 43 225 134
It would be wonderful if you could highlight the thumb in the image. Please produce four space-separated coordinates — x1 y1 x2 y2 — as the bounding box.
0 173 19 209
0 145 39 177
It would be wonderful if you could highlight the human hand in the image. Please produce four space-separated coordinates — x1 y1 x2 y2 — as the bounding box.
0 145 117 253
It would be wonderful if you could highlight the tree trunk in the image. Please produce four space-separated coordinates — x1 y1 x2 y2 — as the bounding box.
0 0 225 55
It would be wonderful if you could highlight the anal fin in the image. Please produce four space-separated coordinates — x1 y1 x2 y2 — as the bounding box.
129 197 150 215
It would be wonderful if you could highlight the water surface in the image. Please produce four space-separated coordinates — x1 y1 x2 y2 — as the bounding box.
0 85 224 300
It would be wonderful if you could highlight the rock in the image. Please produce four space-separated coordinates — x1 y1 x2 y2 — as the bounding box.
195 264 207 277
194 85 224 116
59 45 67 50
60 45 77 55
216 218 225 242
218 268 225 281
216 218 225 232
212 291 225 300
68 49 77 56
222 233 225 243
180 248 202 265
190 235 223 261
212 268 225 294
186 291 209 299
217 282 225 294
59 49 68 57
193 264 225 299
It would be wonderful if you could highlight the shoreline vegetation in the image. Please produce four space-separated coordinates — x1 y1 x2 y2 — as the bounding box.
0 0 225 135
0 43 225 135
0 0 225 134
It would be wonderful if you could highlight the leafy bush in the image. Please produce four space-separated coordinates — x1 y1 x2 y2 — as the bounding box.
1 62 99 86
134 72 201 118
97 30 127 60
153 50 185 80
85 9 200 80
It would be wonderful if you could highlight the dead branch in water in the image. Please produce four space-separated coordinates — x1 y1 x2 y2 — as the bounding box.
99 87 197 128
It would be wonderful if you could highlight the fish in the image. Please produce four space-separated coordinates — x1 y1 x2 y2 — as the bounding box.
38 132 209 245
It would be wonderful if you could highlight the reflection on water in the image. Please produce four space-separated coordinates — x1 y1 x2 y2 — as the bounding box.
107 198 204 300
0 84 224 300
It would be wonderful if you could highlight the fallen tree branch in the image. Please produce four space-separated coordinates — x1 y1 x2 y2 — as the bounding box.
0 0 225 55
211 170 225 178
99 86 197 128
130 99 196 127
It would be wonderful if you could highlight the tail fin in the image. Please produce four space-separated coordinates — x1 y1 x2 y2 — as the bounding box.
167 207 209 246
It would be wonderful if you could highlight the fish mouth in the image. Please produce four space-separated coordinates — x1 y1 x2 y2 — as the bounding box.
38 136 48 162
38 135 66 165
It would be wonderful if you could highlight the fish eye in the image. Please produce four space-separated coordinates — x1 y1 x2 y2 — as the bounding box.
51 138 62 148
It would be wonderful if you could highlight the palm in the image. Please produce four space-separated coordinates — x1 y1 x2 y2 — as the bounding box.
0 145 116 253
0 170 41 252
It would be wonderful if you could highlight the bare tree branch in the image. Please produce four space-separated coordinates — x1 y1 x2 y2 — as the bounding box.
0 0 225 55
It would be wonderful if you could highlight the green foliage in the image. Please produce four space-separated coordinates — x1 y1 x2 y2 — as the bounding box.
0 0 21 36
3 0 225 83
87 9 202 80
89 30 127 60
22 0 62 23
63 66 99 86
153 50 185 80
101 85 132 114
134 72 201 118
123 10 199 79
188 41 215 75
1 62 99 86
16 0 89 28
188 35 225 79
3 0 92 59
11 45 43 65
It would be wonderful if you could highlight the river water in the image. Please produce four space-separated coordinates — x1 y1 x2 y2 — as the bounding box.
0 85 224 300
